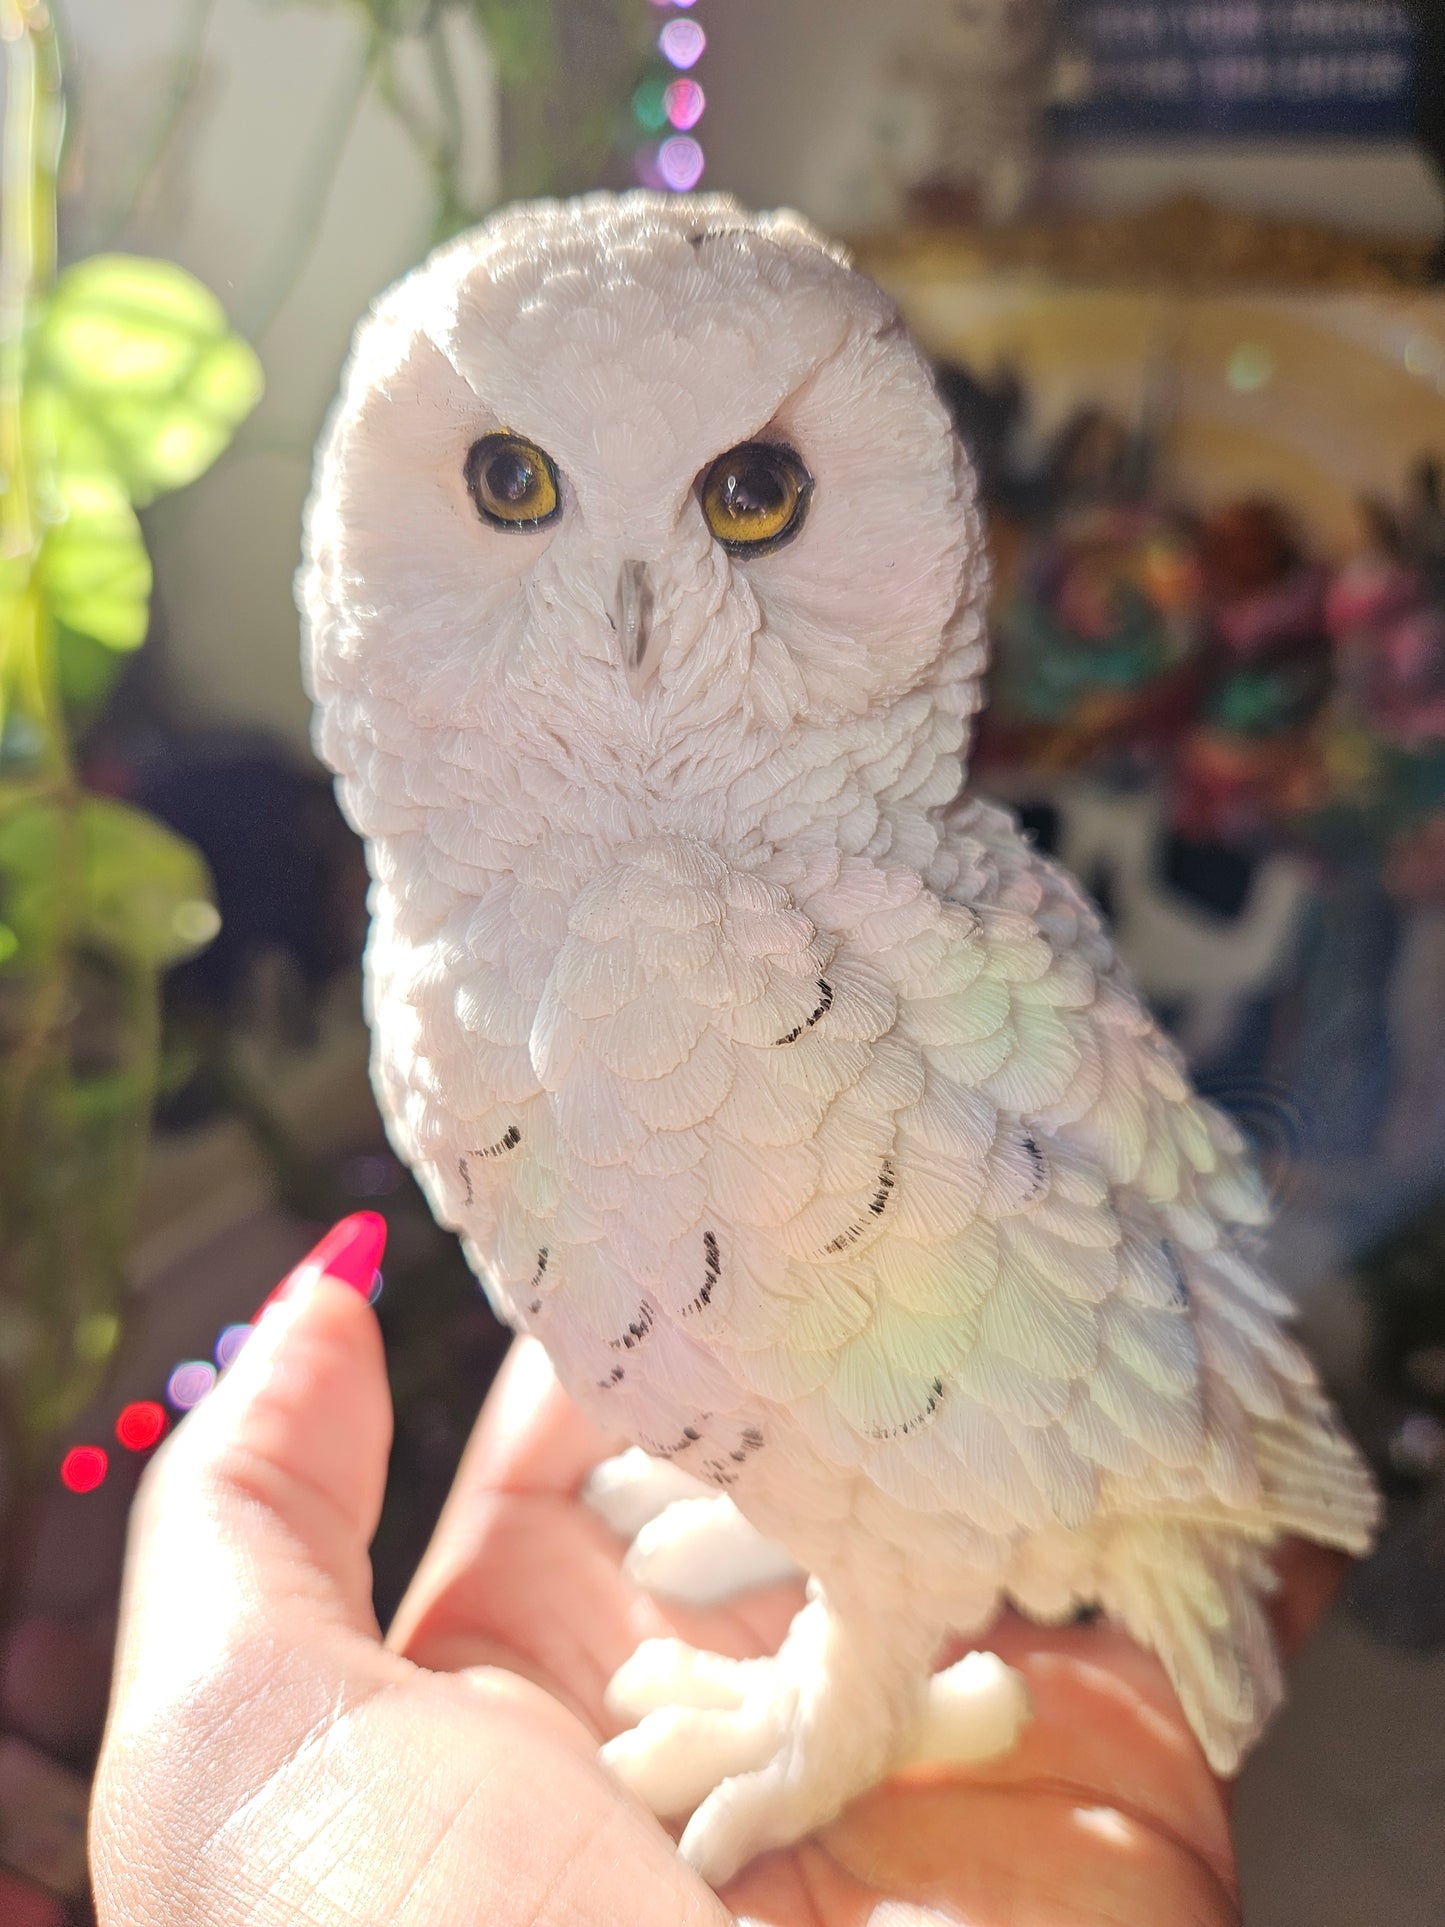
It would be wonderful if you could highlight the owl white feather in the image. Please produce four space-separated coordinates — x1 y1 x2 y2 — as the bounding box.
300 192 1377 1886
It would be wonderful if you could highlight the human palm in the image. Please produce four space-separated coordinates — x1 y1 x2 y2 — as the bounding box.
93 1267 1339 1927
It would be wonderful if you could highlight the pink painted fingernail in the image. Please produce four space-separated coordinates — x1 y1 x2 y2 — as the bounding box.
255 1212 388 1318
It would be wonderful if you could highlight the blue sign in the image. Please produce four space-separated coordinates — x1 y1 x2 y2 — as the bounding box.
1051 1 1418 141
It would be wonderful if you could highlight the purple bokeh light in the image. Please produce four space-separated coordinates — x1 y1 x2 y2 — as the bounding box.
167 1359 218 1411
215 1323 253 1370
634 147 666 190
659 19 705 69
657 135 705 192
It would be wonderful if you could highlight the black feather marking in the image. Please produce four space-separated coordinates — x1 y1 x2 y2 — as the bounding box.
610 1301 656 1351
869 1158 897 1215
823 1157 897 1254
867 1378 946 1441
773 977 834 1046
940 902 983 938
458 1156 473 1207
1162 1239 1190 1308
684 1230 723 1315
526 1247 549 1315
1018 1132 1049 1200
728 1426 767 1467
474 1123 522 1158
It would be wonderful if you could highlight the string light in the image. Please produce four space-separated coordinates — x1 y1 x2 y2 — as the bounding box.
60 1446 108 1494
637 6 709 191
664 78 705 131
658 136 705 192
57 1223 389 1490
115 1402 168 1452
166 1359 217 1411
658 19 705 69
215 1323 253 1369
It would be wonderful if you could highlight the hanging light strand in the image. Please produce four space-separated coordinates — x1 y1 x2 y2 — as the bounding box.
636 3 708 193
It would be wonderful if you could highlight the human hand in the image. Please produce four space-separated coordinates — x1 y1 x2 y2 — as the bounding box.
91 1217 1344 1927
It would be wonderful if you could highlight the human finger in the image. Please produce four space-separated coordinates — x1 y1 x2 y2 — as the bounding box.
388 1342 800 1718
93 1217 405 1890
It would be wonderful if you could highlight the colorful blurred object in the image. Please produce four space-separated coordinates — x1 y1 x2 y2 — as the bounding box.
1174 501 1333 844
993 503 1201 767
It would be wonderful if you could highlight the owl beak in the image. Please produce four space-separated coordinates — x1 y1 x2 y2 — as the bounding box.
613 559 655 695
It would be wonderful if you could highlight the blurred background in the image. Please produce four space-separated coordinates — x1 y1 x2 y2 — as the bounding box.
2 3 1444 1920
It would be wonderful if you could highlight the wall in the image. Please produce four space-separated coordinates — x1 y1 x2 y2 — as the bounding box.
696 0 1444 235
58 0 499 749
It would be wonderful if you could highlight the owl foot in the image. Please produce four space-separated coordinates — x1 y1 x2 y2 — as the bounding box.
600 1598 1030 1885
583 1451 803 1606
624 1496 803 1607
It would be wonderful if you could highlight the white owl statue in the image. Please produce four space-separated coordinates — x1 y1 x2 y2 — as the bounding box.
299 193 1377 1886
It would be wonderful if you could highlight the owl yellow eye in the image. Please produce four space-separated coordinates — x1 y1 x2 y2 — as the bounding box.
465 432 560 530
699 441 812 556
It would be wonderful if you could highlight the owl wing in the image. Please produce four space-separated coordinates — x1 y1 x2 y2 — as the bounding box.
694 819 1373 1577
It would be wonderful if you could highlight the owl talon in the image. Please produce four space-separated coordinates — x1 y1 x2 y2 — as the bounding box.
603 1599 988 1886
622 1494 804 1606
909 1649 1032 1766
604 1637 758 1719
581 1448 711 1541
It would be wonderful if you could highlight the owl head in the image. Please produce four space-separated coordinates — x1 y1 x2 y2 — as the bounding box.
301 193 988 850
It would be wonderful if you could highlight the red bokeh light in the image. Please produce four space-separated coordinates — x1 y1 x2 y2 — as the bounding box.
59 1446 108 1494
116 1401 168 1452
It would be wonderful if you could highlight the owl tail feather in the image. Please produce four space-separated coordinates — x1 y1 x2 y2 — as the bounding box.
1249 1381 1380 1557
1095 1524 1284 1777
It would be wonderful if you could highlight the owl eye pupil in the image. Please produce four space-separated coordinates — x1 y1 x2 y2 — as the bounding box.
489 450 535 502
719 462 786 521
465 431 561 530
699 441 812 556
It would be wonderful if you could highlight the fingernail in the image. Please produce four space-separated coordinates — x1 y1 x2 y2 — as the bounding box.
255 1212 388 1319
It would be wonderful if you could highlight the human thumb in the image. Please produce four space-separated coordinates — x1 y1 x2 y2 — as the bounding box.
94 1215 398 1842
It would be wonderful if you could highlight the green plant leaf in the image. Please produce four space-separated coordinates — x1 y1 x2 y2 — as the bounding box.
53 620 129 721
32 254 263 507
0 794 219 969
37 468 152 650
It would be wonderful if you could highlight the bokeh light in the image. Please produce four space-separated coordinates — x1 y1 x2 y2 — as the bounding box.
632 75 668 132
634 147 665 189
1404 333 1445 380
215 1322 253 1369
115 1401 168 1452
166 1359 217 1411
664 78 705 131
658 135 705 192
1226 343 1277 393
60 1446 108 1494
659 19 705 69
